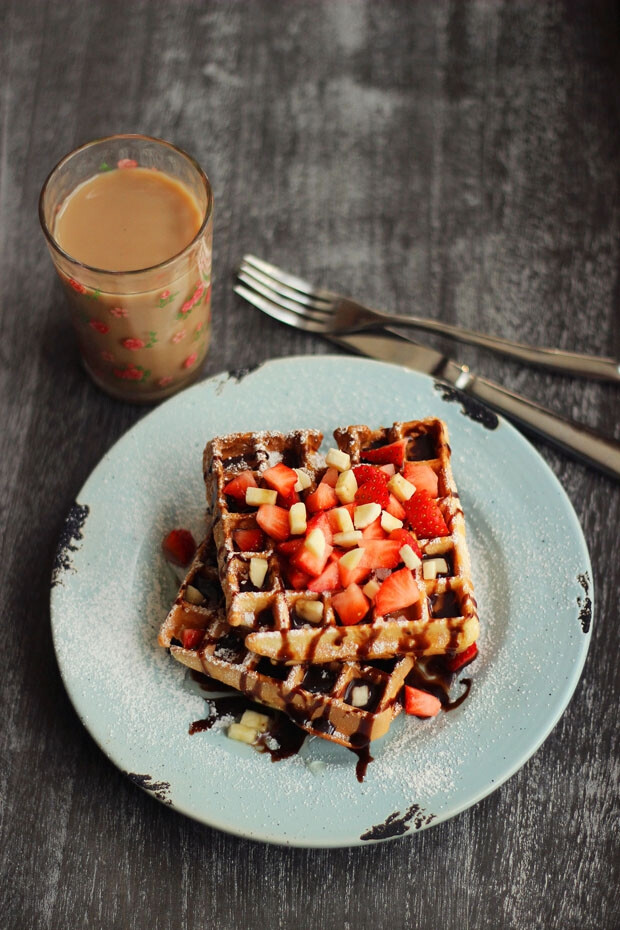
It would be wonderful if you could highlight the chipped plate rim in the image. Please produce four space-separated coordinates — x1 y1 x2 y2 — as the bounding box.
50 356 593 847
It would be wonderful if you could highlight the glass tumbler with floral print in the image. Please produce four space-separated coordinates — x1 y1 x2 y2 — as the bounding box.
39 135 213 403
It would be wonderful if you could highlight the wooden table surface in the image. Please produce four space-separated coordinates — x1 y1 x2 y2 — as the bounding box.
1 2 618 928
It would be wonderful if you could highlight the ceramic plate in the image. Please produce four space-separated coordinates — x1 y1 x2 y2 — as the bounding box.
50 356 593 847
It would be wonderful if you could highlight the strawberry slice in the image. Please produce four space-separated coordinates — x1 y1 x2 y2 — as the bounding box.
374 567 420 616
355 475 389 508
306 511 334 545
233 528 265 552
286 566 312 590
291 540 333 578
361 440 407 467
331 583 370 626
277 538 303 557
306 482 339 513
277 488 300 509
162 528 197 566
402 463 439 498
320 466 339 488
256 504 290 541
352 464 388 486
404 686 441 717
404 491 450 538
361 517 387 540
263 463 298 498
444 642 478 672
358 538 402 569
338 551 371 587
181 628 204 649
222 470 257 500
388 528 422 559
307 560 341 592
385 493 406 521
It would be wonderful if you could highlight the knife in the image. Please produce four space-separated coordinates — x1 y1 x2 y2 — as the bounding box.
328 328 620 480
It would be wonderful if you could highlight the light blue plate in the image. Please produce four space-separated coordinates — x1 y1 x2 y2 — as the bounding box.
50 356 593 847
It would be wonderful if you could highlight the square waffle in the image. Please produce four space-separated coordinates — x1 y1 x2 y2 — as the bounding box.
204 419 479 666
159 532 414 748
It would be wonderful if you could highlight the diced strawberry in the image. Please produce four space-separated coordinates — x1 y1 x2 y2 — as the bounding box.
306 511 334 545
162 528 197 567
181 628 204 650
277 538 303 557
320 466 339 488
306 482 339 513
388 528 422 559
404 491 450 538
352 464 388 486
291 540 333 578
286 566 312 590
222 470 257 500
233 528 265 552
329 547 345 562
358 538 402 569
338 553 371 588
361 440 407 467
331 583 370 626
256 504 290 541
374 567 420 616
379 463 396 477
361 517 387 540
355 475 389 508
307 560 341 592
404 686 441 717
402 463 439 498
262 462 298 498
386 494 406 521
444 642 478 672
277 488 300 509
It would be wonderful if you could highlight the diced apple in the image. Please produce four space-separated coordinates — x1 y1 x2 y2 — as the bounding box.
362 578 381 601
387 473 416 502
350 685 370 707
227 722 258 744
304 527 326 559
333 507 354 533
246 487 277 506
381 510 403 533
422 557 449 580
325 448 351 472
335 469 358 504
400 544 422 570
354 502 382 529
333 530 363 548
184 585 205 605
249 557 269 589
240 710 270 732
289 501 307 535
293 468 312 492
295 598 324 624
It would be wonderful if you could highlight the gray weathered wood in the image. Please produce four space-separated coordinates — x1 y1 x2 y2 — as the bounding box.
1 1 618 928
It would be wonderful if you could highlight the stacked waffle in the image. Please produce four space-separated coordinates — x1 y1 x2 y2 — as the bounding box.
159 420 479 749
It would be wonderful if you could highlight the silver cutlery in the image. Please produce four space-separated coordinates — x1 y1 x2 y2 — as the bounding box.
238 255 620 383
235 267 620 480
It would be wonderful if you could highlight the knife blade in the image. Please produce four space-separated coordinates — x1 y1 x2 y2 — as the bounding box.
328 328 620 480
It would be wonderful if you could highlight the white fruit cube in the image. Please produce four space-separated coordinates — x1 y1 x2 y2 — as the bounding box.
350 685 370 707
246 486 277 506
335 469 358 504
381 510 403 532
387 473 416 502
289 501 307 535
339 547 364 571
354 502 381 529
333 507 354 533
333 530 363 548
400 544 422 570
325 448 351 472
422 558 449 580
227 723 258 744
293 468 312 492
304 528 325 559
240 709 270 732
184 584 205 605
362 579 381 601
249 557 269 589
295 598 324 624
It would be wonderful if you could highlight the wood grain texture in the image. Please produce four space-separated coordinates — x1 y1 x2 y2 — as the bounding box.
1 1 618 928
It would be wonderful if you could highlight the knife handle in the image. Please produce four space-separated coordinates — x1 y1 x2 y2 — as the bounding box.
467 374 620 480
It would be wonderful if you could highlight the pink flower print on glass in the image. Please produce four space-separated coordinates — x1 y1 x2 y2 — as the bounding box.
101 351 115 363
110 306 128 318
180 300 192 314
89 320 109 335
158 376 173 388
172 330 186 344
69 278 87 294
160 290 170 300
117 158 138 169
122 337 145 351
183 352 198 369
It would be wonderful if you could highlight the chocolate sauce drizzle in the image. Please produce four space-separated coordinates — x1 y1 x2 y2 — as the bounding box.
360 802 436 841
577 572 592 634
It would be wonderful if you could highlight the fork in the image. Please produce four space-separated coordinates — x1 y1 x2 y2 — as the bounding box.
236 255 620 383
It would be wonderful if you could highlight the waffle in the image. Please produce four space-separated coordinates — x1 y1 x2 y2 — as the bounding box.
160 531 414 748
205 419 478 664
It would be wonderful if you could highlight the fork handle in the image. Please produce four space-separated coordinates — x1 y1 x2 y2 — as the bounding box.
349 304 620 382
